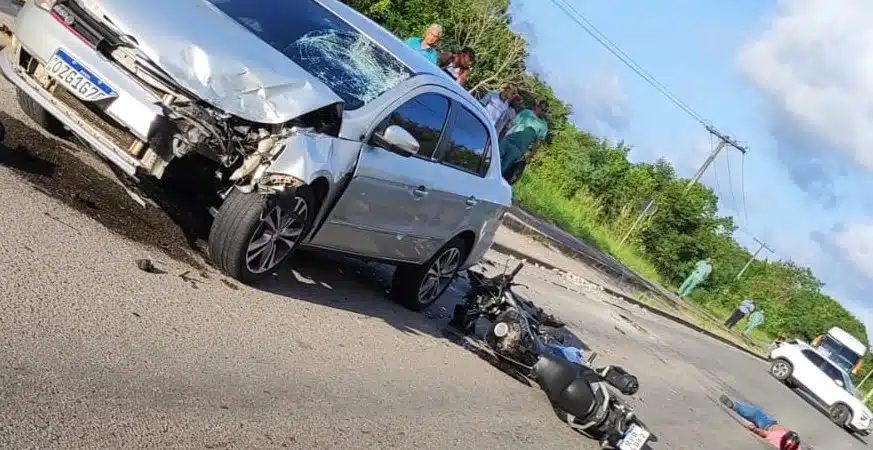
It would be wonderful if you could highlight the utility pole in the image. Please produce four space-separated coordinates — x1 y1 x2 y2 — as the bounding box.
617 126 747 249
736 237 774 280
857 368 873 390
617 200 656 248
685 125 747 193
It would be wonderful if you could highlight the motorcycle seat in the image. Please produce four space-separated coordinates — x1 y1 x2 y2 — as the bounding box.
533 356 598 419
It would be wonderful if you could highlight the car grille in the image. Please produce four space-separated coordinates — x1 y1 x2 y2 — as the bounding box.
54 86 137 151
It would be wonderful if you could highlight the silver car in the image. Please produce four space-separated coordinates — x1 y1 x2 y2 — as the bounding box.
3 0 511 310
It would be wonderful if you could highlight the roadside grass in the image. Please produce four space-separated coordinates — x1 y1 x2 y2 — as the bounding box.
512 175 666 288
513 173 774 353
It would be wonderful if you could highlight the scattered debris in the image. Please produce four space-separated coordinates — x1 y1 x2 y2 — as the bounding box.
220 279 239 290
132 312 142 318
43 211 79 233
178 270 205 288
136 258 166 274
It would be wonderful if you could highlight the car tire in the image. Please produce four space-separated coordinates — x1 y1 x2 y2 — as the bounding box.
17 88 66 137
769 358 793 382
829 403 852 427
208 186 314 283
392 236 468 311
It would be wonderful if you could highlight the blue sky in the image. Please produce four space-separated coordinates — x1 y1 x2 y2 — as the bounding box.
510 0 873 339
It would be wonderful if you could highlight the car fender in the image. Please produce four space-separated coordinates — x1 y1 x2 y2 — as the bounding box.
264 132 362 187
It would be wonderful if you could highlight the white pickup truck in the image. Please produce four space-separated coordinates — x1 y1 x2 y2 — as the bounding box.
769 340 872 435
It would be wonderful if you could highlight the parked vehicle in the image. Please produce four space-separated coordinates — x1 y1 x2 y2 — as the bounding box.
769 340 872 435
2 0 511 309
451 263 657 449
810 326 867 375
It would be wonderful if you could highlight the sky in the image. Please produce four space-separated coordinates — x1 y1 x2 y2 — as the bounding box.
509 0 873 340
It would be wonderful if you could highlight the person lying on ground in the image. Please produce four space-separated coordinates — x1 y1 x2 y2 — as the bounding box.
719 394 801 449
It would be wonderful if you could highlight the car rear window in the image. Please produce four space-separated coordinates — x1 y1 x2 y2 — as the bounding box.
207 0 413 111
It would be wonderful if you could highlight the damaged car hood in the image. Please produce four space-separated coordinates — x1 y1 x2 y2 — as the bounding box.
80 0 344 124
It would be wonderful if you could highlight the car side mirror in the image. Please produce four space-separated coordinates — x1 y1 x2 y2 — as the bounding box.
835 379 844 387
372 125 419 156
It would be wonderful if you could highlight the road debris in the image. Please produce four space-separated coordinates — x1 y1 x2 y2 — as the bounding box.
136 258 166 274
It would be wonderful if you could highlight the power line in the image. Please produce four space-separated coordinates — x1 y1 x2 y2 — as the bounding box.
548 0 709 127
740 152 750 229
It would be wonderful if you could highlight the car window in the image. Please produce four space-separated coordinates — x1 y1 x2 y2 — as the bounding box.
442 106 490 175
207 0 412 111
802 349 826 367
821 362 857 394
376 93 450 158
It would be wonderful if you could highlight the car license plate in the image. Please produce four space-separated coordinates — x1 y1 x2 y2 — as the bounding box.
619 424 651 450
46 49 115 102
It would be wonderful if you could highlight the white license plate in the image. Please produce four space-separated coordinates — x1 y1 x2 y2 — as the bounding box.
619 424 651 450
45 49 116 102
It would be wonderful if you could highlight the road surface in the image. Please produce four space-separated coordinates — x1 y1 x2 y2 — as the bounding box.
0 12 865 450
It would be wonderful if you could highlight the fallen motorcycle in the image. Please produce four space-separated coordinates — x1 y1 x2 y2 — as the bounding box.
450 262 657 450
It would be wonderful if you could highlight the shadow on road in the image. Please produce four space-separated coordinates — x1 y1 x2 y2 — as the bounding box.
0 110 590 387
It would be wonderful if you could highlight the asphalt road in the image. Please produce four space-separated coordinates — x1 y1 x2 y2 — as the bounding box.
0 9 867 449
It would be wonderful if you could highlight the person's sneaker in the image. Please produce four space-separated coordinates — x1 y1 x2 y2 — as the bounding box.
719 395 734 409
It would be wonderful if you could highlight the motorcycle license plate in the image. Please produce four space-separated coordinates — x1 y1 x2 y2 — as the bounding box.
619 424 650 450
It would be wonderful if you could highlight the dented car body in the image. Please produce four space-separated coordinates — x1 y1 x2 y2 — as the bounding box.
2 0 511 309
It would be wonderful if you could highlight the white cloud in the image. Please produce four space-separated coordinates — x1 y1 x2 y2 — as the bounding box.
553 70 632 136
738 0 873 173
831 222 873 280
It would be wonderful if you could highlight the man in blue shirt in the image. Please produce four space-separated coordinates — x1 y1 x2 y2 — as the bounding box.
405 23 443 65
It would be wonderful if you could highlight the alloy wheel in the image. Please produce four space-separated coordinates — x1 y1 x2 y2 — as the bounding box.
418 247 461 304
771 361 790 379
245 195 308 274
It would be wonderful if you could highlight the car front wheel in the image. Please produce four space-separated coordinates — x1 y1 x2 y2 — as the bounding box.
208 187 313 283
392 236 467 311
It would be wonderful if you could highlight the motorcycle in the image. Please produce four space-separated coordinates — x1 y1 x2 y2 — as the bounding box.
451 262 658 450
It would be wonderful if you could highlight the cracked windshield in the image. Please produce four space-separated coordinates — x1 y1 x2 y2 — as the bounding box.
208 0 411 110
0 0 870 449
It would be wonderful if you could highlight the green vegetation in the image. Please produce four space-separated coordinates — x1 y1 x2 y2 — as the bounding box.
342 0 868 361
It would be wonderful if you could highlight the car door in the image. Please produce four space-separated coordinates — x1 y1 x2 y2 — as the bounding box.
310 90 451 262
413 101 494 256
819 361 851 406
798 349 840 402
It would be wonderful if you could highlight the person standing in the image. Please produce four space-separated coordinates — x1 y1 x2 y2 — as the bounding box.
405 24 443 65
499 99 549 176
725 298 755 329
439 47 475 87
742 310 765 336
479 84 519 137
677 257 712 298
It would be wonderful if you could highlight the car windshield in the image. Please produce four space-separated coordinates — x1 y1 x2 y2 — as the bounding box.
206 0 412 111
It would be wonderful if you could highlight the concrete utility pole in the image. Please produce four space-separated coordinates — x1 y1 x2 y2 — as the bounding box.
736 237 774 280
617 200 657 248
857 368 873 390
685 125 747 193
617 126 747 249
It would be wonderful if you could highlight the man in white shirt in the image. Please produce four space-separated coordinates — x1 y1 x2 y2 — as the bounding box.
725 298 756 329
480 84 519 137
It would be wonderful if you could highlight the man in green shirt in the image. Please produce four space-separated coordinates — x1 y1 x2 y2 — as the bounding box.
499 100 549 175
405 24 443 65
